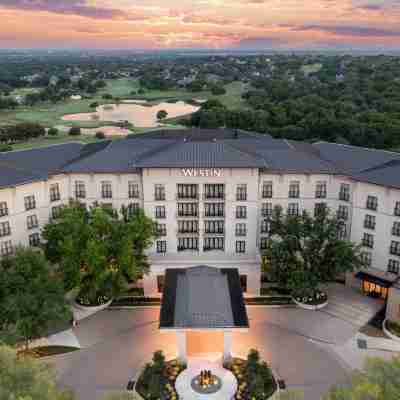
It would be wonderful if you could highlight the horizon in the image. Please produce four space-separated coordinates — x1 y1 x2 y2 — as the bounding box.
1 0 400 51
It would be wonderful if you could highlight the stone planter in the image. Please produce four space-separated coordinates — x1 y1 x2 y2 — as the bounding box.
383 319 400 342
73 298 113 313
292 296 328 311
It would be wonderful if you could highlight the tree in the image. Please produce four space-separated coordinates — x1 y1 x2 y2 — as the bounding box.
42 203 158 304
69 127 81 136
48 127 59 136
90 101 99 108
211 85 227 95
95 131 106 139
324 356 400 400
0 248 71 350
0 345 75 400
263 206 364 297
157 110 168 121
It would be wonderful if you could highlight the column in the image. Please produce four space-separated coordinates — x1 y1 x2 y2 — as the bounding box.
223 331 232 363
176 330 187 364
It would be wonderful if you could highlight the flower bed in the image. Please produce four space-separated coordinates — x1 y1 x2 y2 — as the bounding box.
245 296 294 306
383 319 400 342
224 354 277 400
76 292 111 307
293 291 328 310
135 354 186 400
110 296 161 308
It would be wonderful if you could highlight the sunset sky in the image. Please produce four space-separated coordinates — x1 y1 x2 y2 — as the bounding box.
1 0 400 50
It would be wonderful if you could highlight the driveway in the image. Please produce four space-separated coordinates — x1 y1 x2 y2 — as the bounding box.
52 306 351 400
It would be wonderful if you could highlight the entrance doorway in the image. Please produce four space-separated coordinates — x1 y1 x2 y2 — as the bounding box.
362 280 388 299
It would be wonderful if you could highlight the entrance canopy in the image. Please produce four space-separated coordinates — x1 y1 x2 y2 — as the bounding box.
159 266 249 330
355 269 399 288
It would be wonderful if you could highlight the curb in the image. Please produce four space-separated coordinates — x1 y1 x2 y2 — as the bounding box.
292 297 328 311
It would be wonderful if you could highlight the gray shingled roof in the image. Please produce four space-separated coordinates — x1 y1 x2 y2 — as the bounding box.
2 129 400 190
0 142 84 189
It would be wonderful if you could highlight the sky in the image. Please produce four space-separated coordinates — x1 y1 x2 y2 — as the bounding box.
0 0 400 50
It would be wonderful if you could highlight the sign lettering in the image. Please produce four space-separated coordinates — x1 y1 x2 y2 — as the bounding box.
181 168 222 177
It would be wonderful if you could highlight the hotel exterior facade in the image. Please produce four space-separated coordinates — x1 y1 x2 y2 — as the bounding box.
1 129 400 320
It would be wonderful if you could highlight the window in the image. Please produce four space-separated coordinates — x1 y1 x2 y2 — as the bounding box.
49 183 60 202
179 220 199 234
156 240 167 253
0 221 11 237
289 181 300 198
127 203 140 216
177 184 198 199
204 237 224 251
0 240 13 256
177 203 198 217
338 221 348 240
261 203 273 217
393 222 400 237
75 181 86 199
260 237 268 250
29 233 40 247
235 223 247 237
394 202 400 217
260 219 270 234
204 184 224 199
157 223 167 236
236 240 246 253
262 182 273 198
101 181 112 199
287 203 299 216
24 195 36 211
236 184 247 201
390 241 400 256
157 275 165 293
315 182 327 199
364 215 376 230
0 202 8 217
361 251 372 267
204 203 224 217
362 233 374 248
337 205 349 220
236 206 247 219
339 183 350 202
366 196 378 211
388 259 400 274
204 220 224 234
154 184 166 201
240 275 247 293
314 202 326 217
27 215 38 230
128 182 140 199
51 206 63 220
155 206 166 219
177 237 199 252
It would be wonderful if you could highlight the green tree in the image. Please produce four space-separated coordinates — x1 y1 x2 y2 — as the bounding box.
68 127 81 136
324 356 400 400
156 110 168 121
264 206 364 297
0 248 71 350
42 203 157 304
47 127 59 136
0 345 75 400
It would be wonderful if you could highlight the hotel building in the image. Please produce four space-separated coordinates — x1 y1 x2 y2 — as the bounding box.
1 129 400 320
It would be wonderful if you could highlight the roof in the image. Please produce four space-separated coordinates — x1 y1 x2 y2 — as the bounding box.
0 142 84 189
2 129 400 190
159 266 249 330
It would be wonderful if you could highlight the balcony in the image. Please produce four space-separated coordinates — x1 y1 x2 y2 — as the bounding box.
204 230 225 236
176 193 199 200
203 193 225 201
339 192 350 202
177 229 199 236
177 212 198 218
203 212 225 218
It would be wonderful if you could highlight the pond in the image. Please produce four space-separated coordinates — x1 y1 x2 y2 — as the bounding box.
61 101 200 128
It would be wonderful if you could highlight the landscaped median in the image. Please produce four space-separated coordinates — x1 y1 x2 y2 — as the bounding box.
383 319 400 342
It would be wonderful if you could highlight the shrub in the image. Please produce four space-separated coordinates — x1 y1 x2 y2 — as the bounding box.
69 127 81 136
90 101 99 108
0 144 12 152
102 93 113 100
211 85 227 95
95 131 106 139
47 127 59 136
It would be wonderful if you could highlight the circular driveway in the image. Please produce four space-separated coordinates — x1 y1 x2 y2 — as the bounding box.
52 307 350 400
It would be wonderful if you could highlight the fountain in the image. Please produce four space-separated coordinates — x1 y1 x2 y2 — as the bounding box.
191 369 222 394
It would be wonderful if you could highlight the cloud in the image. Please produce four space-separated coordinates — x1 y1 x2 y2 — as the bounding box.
236 36 286 48
0 0 152 20
294 24 400 37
